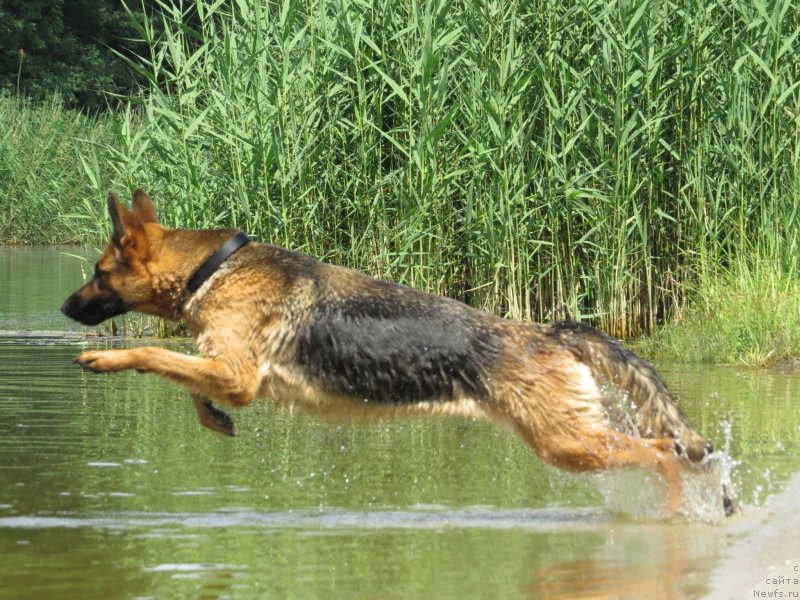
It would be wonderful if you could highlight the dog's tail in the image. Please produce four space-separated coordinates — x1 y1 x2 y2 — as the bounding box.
548 320 712 462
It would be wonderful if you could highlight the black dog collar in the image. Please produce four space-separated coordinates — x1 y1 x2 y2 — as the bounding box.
187 231 251 294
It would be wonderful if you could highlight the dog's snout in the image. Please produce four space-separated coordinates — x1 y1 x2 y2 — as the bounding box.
60 287 129 326
61 295 78 317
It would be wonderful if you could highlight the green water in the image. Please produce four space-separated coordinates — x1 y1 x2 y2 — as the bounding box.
1 247 799 599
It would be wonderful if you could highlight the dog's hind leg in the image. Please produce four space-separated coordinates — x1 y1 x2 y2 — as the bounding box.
487 351 684 513
509 416 683 514
192 393 235 436
548 321 712 462
596 433 683 514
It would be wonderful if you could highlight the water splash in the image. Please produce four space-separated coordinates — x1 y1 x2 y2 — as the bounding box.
586 453 735 523
593 386 742 522
679 451 736 523
714 419 742 509
581 419 742 523
589 469 671 520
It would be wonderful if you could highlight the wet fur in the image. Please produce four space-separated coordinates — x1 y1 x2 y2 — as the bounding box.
62 190 729 515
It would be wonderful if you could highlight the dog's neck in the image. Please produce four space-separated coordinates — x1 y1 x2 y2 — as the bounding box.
148 228 243 319
187 231 250 294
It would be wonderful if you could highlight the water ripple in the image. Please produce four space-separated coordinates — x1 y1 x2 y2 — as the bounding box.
0 506 609 533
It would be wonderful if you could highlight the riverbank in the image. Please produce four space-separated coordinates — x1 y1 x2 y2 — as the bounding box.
638 263 800 367
704 469 800 599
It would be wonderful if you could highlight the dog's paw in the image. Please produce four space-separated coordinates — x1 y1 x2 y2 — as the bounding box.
205 404 236 437
74 350 130 373
193 396 236 437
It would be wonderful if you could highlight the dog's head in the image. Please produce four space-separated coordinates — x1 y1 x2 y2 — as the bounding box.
61 190 163 325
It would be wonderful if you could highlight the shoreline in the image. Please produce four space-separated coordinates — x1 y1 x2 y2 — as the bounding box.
704 470 800 599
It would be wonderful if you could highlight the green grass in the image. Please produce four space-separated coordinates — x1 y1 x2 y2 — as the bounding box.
0 94 116 243
639 260 800 366
3 0 800 352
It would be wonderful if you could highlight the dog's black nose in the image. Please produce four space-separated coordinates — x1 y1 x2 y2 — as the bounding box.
61 296 76 317
705 441 714 456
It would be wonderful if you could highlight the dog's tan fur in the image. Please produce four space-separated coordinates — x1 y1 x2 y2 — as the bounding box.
62 190 729 515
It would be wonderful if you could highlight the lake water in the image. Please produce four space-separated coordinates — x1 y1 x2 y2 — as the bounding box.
1 246 799 599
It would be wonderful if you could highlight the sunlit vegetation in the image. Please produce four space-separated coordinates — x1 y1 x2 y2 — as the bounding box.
3 0 799 357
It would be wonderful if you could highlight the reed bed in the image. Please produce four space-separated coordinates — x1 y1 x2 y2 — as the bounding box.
0 94 116 243
9 0 800 339
639 261 800 365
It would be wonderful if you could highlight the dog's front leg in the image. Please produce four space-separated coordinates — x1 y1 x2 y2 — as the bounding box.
75 347 258 407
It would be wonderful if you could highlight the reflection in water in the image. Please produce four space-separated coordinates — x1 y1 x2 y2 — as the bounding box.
531 527 714 600
1 247 799 599
0 246 93 331
0 505 726 600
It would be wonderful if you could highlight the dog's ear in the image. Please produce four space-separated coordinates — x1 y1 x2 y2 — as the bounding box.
131 188 158 223
107 191 148 255
108 191 131 243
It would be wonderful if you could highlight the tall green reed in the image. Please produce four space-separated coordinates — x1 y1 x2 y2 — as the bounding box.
0 94 115 243
79 0 799 338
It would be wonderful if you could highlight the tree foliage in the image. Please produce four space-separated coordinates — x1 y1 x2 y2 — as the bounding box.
0 0 150 109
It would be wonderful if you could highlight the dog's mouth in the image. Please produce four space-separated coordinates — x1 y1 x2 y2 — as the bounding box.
61 293 129 326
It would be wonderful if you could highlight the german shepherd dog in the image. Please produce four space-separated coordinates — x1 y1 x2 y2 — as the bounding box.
62 190 732 515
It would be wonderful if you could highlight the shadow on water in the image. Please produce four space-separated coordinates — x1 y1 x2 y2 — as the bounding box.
1 247 799 599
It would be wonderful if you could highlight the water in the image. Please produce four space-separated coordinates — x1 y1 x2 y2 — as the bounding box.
1 247 799 599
